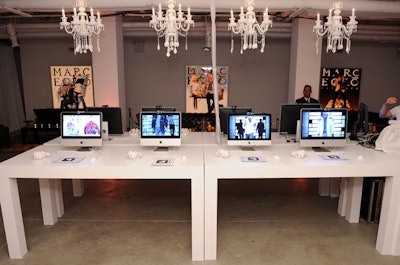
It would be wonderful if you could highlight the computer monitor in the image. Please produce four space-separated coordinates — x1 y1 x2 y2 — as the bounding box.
300 108 348 148
88 107 123 134
140 111 181 148
60 111 103 149
219 106 252 134
227 113 271 147
279 103 320 135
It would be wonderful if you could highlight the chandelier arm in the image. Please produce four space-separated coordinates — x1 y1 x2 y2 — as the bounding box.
341 26 356 38
253 23 270 35
151 23 167 33
62 25 75 35
156 31 167 38
229 25 243 35
314 28 330 38
177 22 193 33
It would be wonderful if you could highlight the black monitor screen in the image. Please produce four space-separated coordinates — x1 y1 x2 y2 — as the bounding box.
279 103 320 134
219 106 252 134
88 107 123 134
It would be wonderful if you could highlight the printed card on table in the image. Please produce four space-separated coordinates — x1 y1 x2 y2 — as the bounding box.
152 158 174 166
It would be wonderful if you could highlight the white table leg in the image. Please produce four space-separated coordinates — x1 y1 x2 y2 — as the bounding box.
72 179 85 197
39 179 59 225
204 177 218 260
345 177 363 223
55 179 64 217
0 177 27 259
338 178 348 217
191 175 204 261
376 176 400 255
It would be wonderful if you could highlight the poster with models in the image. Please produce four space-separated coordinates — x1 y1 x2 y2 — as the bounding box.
186 66 228 113
319 68 361 111
50 66 94 109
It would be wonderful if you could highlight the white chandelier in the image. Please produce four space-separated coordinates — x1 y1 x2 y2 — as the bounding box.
60 0 104 55
149 0 194 57
228 0 272 54
313 2 358 54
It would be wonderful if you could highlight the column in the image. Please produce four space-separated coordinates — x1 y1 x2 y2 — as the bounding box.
288 18 322 103
92 16 126 130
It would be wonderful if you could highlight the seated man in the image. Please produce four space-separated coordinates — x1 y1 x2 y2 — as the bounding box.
295 85 319 104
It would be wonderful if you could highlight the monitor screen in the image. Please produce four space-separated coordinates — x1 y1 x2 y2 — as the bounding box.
140 111 181 147
279 103 320 134
87 107 123 134
300 108 348 148
227 113 271 146
60 111 103 147
219 106 252 134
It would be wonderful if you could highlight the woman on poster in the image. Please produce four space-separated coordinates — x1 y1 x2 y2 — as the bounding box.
331 76 348 109
205 71 215 113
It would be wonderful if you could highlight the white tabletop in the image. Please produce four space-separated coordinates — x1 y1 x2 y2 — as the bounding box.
1 144 204 180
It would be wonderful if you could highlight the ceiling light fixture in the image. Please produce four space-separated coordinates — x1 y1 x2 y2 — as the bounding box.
60 0 104 55
228 0 272 54
313 2 358 54
149 0 194 57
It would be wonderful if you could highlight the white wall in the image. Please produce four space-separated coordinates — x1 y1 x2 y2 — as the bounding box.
124 37 291 121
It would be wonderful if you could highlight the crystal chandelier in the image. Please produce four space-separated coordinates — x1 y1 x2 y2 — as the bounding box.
228 0 272 54
149 0 194 57
60 0 104 55
313 2 358 54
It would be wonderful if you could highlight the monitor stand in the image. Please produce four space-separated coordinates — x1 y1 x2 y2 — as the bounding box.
312 147 330 152
154 147 169 152
76 147 93 152
241 146 256 151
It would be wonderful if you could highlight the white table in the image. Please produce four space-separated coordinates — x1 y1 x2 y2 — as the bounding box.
0 143 205 261
203 144 400 260
44 131 212 197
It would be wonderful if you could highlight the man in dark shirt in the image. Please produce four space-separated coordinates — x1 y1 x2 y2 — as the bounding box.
295 85 319 104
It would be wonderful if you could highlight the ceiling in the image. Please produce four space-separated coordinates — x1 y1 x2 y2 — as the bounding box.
0 0 399 43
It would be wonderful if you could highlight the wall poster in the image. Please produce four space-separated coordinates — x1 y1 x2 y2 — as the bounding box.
186 66 228 113
319 68 361 111
50 66 94 109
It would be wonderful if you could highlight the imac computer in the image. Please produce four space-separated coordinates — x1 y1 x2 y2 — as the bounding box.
60 111 103 150
140 111 181 150
219 106 252 135
300 108 348 149
88 107 123 134
279 103 320 135
227 113 271 149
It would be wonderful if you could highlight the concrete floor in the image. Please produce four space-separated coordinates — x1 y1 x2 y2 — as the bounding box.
1 178 400 265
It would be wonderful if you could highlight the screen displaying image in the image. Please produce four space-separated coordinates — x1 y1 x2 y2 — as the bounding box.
141 112 181 138
227 114 271 140
61 112 102 138
301 109 347 139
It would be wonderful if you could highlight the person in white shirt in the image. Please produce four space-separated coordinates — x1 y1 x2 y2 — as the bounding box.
379 97 400 120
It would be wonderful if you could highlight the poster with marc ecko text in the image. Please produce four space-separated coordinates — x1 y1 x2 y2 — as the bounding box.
319 67 361 111
50 66 94 109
